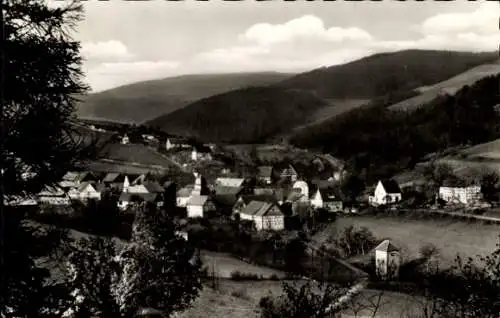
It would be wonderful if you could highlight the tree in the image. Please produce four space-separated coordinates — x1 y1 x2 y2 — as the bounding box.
1 0 94 316
67 204 203 317
284 237 307 276
480 171 499 202
341 175 365 203
334 226 377 258
259 280 348 318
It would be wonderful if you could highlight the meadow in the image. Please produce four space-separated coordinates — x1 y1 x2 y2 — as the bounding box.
315 215 500 267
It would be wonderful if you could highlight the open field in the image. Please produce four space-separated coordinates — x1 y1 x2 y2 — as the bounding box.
99 143 179 168
84 159 172 175
388 62 500 112
176 280 426 318
315 215 500 267
201 251 286 279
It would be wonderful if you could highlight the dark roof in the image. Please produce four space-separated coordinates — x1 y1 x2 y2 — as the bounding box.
380 180 401 194
143 181 165 193
215 185 242 196
103 173 124 183
240 201 283 217
241 194 279 205
213 193 239 207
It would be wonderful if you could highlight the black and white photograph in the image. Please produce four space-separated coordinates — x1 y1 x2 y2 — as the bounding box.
1 0 500 317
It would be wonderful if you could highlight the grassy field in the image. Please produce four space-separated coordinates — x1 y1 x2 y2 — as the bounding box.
388 62 500 112
99 143 179 168
315 215 500 267
201 251 286 279
85 160 172 175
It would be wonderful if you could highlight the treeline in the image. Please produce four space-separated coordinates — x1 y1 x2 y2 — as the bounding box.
292 75 500 184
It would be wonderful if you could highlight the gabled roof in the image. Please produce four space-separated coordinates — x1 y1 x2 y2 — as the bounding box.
280 164 298 176
380 180 401 194
375 240 400 253
125 184 149 194
286 191 304 203
38 186 66 196
253 187 288 201
241 200 283 217
167 137 189 143
215 177 245 188
187 195 209 206
163 181 175 189
143 181 164 193
213 193 240 207
103 173 123 183
78 182 97 192
258 166 273 178
240 194 279 205
215 186 243 196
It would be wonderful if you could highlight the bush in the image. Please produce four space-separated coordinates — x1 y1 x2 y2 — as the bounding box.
231 289 249 299
230 271 263 281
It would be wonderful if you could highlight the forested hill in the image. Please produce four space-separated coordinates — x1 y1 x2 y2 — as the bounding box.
147 86 328 143
290 75 500 184
77 72 293 124
273 50 498 99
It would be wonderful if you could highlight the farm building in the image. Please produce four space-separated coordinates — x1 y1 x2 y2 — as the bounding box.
38 186 71 206
68 182 102 201
165 137 190 150
186 195 216 218
375 240 401 280
369 180 402 206
438 182 482 205
117 192 160 211
239 200 285 231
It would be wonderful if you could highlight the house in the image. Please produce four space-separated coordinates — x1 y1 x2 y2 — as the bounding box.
38 186 71 206
310 189 324 209
438 181 482 205
375 240 401 280
368 180 402 206
69 182 101 201
117 192 160 211
253 187 287 205
121 134 130 145
257 166 273 184
213 186 243 214
191 148 199 161
232 194 279 215
186 195 216 218
292 181 310 203
280 164 298 182
215 177 246 188
103 173 127 189
321 188 343 212
60 171 98 189
239 200 285 231
165 137 190 151
176 186 194 208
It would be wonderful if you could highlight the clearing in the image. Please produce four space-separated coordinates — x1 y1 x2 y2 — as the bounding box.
99 143 180 169
388 62 500 112
315 215 500 267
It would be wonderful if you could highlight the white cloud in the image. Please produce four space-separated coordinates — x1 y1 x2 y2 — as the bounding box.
421 2 497 35
243 15 372 45
81 40 134 62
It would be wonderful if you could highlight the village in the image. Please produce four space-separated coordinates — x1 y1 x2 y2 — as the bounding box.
16 120 500 294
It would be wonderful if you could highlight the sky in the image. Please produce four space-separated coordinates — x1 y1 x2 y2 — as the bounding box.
60 0 499 92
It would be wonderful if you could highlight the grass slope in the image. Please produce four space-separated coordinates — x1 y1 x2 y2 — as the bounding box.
77 72 293 124
148 86 328 143
275 50 498 99
388 61 500 111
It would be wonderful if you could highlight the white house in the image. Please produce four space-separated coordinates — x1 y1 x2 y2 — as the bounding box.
176 186 193 208
239 200 285 231
165 137 190 150
257 166 273 184
292 180 310 203
68 182 101 201
215 177 245 188
369 180 402 206
310 189 324 209
121 134 130 145
186 195 216 218
191 148 199 161
375 240 401 280
438 184 482 205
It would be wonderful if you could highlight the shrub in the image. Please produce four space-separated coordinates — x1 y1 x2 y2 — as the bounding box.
230 271 261 281
231 289 249 299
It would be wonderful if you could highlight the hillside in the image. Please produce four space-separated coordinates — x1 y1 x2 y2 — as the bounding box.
147 50 499 143
388 61 500 111
291 74 500 184
77 72 293 124
147 86 328 143
274 50 498 99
